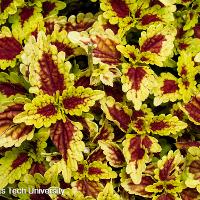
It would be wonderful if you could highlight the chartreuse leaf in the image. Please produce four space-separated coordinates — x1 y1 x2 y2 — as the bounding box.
99 0 135 25
92 119 114 143
64 12 98 33
34 0 66 18
0 147 32 189
68 28 122 66
99 140 125 168
120 168 155 198
20 31 74 95
131 104 154 134
50 119 85 169
0 0 24 25
97 182 120 200
61 86 105 116
121 63 157 110
146 150 185 200
13 94 63 129
9 4 43 42
139 24 176 66
44 158 72 186
100 96 132 132
123 134 161 184
180 94 200 125
185 147 200 193
73 160 117 181
17 173 48 200
0 103 34 148
146 114 187 136
71 179 104 199
153 73 181 106
0 26 23 70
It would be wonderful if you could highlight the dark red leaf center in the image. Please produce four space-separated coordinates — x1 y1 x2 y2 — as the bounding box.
126 67 146 91
1 0 13 12
51 41 74 57
161 80 179 94
110 0 130 18
63 96 85 110
141 14 160 25
141 34 166 54
0 37 22 60
37 103 57 117
42 1 56 17
150 121 169 131
12 153 29 169
20 6 34 25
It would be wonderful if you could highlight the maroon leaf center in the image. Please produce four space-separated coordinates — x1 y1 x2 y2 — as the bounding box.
51 41 74 57
141 34 166 54
159 158 175 181
88 167 102 175
12 153 29 169
63 96 85 110
39 53 65 95
189 160 200 180
161 80 179 94
110 0 130 18
126 67 146 91
150 121 169 131
141 14 161 25
1 0 13 12
42 1 56 17
108 105 131 131
37 103 57 117
0 82 26 96
0 37 22 60
20 6 34 25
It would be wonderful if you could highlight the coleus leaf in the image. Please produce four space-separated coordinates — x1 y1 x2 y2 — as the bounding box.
97 182 120 200
68 29 122 66
120 169 154 198
154 150 184 182
73 160 117 181
49 28 84 59
135 4 175 30
153 73 180 106
64 12 98 33
50 119 85 166
92 119 114 143
13 94 62 129
100 96 132 132
131 104 154 134
0 72 28 100
61 86 105 116
87 148 106 164
0 147 32 189
0 26 23 70
0 0 24 25
45 159 72 186
184 147 200 192
9 5 43 42
181 188 200 200
99 0 134 25
90 64 121 87
180 94 200 125
99 140 125 168
121 63 157 110
139 24 176 66
20 31 74 95
18 173 50 200
123 134 161 184
39 0 66 18
146 114 187 136
0 103 34 148
71 179 103 199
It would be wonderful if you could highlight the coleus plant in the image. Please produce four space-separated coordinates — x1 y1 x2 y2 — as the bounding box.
1 0 200 199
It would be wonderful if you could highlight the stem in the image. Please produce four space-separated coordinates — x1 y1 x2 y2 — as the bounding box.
88 43 94 75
